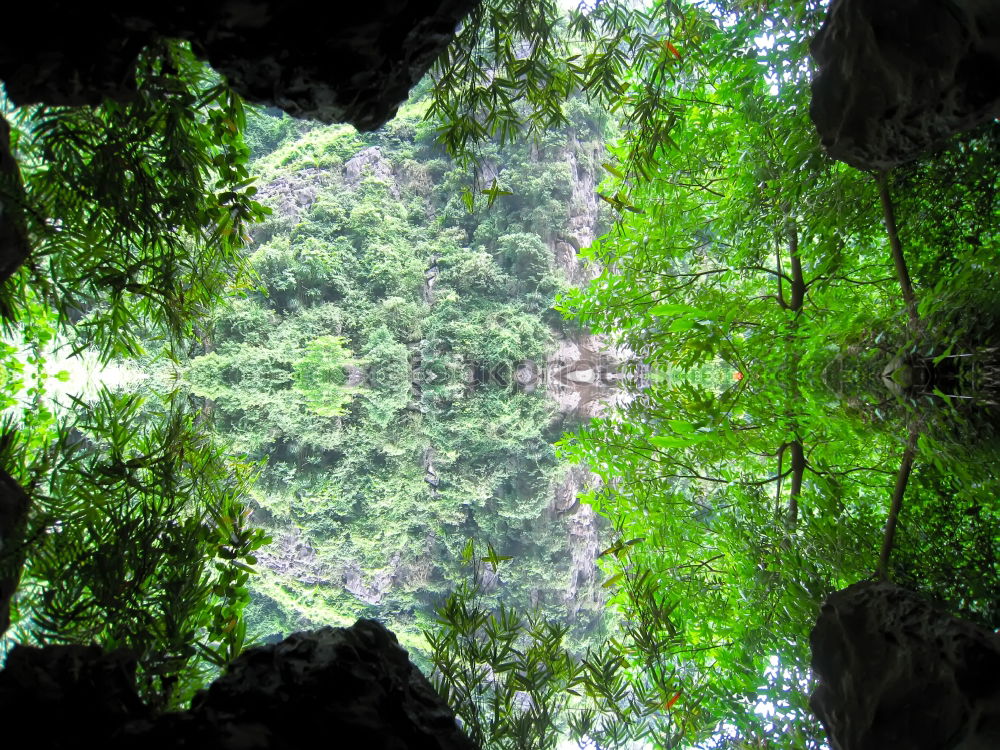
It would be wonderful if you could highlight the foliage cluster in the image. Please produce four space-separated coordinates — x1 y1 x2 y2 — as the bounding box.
0 43 271 710
532 3 1000 747
1 391 268 710
428 541 687 749
190 93 619 654
1 41 269 361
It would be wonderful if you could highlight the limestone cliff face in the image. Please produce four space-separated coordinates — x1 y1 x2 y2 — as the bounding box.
546 336 633 418
254 167 335 228
241 111 619 641
548 465 606 624
542 129 635 418
557 132 604 287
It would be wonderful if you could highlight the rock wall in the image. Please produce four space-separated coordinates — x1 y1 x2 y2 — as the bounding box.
547 335 633 418
0 466 31 635
557 132 603 286
811 0 1000 169
0 619 475 750
0 116 29 285
0 1 477 130
810 581 1000 750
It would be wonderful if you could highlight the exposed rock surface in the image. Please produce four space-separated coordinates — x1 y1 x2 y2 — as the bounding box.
810 581 1000 750
254 167 335 227
0 116 30 285
343 552 403 605
345 147 399 196
547 335 634 417
0 620 474 750
811 0 1000 170
554 133 603 287
0 1 476 130
0 465 30 635
255 525 330 586
548 465 605 623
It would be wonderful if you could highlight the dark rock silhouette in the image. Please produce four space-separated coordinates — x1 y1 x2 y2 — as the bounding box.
0 117 29 285
811 0 1000 169
0 2 476 130
0 466 30 634
0 619 475 750
810 581 1000 750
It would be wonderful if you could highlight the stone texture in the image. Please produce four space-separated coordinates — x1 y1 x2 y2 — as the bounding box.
0 1 477 130
810 581 1000 750
0 116 30 285
0 465 30 635
0 620 474 750
0 644 148 748
810 0 1000 169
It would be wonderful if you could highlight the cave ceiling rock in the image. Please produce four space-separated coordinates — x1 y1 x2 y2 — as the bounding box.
810 581 1000 750
811 0 1000 169
0 619 476 749
0 1 478 129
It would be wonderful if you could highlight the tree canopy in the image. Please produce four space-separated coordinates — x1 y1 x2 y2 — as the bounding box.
428 1 1000 746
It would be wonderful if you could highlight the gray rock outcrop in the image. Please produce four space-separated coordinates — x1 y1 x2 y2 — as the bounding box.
0 619 475 750
810 0 1000 169
810 581 1000 750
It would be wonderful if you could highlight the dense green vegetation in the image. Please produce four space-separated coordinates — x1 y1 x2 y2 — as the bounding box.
184 93 619 654
0 42 270 709
0 2 998 748
426 2 1000 748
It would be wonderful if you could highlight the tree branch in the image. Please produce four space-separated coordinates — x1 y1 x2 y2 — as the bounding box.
787 440 804 528
876 428 919 580
876 170 920 328
786 222 805 313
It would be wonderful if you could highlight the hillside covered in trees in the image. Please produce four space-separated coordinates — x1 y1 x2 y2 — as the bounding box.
188 91 625 654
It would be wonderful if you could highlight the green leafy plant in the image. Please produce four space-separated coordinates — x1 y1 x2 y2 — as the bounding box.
1 390 270 710
426 539 686 749
1 40 270 362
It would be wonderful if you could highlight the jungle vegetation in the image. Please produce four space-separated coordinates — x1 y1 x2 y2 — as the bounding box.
0 1 997 749
193 89 618 657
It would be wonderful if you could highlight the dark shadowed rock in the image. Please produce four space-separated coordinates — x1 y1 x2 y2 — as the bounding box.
0 1 477 130
191 619 471 749
810 0 1000 169
0 620 474 750
810 581 1000 750
0 116 29 286
0 644 148 748
0 465 30 635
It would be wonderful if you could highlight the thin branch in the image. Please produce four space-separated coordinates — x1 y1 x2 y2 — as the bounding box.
876 170 919 328
775 442 786 518
806 464 896 477
787 440 805 528
786 221 805 313
876 428 919 580
775 240 788 309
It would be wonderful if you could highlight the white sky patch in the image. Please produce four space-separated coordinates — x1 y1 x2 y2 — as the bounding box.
5 338 149 419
